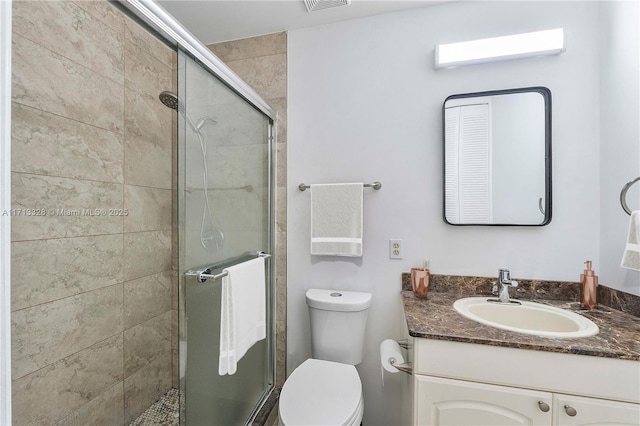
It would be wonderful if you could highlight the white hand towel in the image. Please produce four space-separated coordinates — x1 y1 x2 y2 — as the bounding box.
621 211 640 271
310 183 364 257
218 257 266 376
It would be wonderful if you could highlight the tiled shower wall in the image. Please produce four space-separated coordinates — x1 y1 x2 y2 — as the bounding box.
10 1 174 424
207 33 288 387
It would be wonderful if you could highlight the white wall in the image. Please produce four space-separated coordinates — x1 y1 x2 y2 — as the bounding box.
599 0 640 296
0 1 11 423
288 1 607 425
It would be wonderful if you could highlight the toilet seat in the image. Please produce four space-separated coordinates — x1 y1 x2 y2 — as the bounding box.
279 359 363 426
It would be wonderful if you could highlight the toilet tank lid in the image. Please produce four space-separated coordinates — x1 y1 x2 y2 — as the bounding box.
306 289 372 312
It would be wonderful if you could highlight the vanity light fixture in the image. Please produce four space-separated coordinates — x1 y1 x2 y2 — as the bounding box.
435 28 565 69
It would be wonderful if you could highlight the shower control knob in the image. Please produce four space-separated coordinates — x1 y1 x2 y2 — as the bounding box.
537 401 550 412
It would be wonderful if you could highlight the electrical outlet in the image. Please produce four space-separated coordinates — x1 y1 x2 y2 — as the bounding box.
389 239 403 259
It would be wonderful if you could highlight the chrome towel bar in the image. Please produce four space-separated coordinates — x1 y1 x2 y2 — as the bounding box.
298 181 382 191
620 177 640 215
185 251 271 283
185 185 253 193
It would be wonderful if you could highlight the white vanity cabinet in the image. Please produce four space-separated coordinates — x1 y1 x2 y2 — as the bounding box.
412 338 640 426
414 375 552 425
414 376 640 426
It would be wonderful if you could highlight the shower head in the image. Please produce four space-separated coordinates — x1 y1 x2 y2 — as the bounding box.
159 90 197 132
159 91 183 113
158 91 217 133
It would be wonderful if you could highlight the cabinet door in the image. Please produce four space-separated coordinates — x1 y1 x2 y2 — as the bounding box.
554 394 640 426
414 375 552 426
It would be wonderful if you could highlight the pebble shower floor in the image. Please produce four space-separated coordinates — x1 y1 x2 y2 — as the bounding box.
130 388 181 426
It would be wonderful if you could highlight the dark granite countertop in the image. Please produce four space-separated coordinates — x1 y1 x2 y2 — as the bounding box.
401 275 640 361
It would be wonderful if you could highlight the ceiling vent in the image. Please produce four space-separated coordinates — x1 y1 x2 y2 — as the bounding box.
304 0 351 13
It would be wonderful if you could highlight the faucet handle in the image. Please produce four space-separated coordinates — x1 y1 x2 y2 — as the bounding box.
493 269 521 304
498 269 518 287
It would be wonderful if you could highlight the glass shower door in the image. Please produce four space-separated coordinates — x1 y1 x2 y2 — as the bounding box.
177 48 274 425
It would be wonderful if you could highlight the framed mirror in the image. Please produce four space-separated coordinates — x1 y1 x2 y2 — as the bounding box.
443 87 552 226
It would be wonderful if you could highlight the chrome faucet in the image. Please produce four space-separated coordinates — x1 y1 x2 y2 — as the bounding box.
496 269 519 303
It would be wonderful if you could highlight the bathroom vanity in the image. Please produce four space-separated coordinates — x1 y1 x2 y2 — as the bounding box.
402 287 640 426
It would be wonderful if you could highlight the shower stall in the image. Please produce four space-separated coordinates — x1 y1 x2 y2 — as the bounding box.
125 2 276 425
6 0 275 423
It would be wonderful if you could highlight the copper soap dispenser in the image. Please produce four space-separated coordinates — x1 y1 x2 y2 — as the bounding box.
580 260 598 309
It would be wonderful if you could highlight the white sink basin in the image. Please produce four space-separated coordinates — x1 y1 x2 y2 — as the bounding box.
453 297 599 338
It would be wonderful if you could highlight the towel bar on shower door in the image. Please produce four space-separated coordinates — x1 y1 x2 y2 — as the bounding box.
620 177 640 215
298 181 382 191
185 251 271 283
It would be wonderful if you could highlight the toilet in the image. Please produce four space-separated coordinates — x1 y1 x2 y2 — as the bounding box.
278 289 372 426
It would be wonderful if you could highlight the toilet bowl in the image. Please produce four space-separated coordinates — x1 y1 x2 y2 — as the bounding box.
278 359 363 426
278 289 372 426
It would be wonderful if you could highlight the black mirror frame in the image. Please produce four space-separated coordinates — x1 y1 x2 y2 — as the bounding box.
442 86 552 226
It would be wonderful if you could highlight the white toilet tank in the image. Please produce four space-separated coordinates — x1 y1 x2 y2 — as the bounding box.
305 289 372 365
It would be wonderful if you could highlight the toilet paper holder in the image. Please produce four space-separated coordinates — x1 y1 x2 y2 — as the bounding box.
389 358 413 375
396 339 409 350
389 339 413 375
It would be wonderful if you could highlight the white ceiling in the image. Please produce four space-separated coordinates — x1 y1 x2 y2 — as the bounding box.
157 0 449 44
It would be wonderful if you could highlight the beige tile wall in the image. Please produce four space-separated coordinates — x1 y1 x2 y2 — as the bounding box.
207 32 288 388
10 1 175 424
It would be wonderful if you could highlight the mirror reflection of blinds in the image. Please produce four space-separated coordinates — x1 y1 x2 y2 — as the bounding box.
444 108 461 223
445 103 492 223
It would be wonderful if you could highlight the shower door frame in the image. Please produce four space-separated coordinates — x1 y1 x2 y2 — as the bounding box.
118 0 278 423
119 0 276 120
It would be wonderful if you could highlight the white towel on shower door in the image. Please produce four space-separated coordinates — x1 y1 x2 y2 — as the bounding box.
310 183 364 257
620 210 640 271
218 257 266 376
